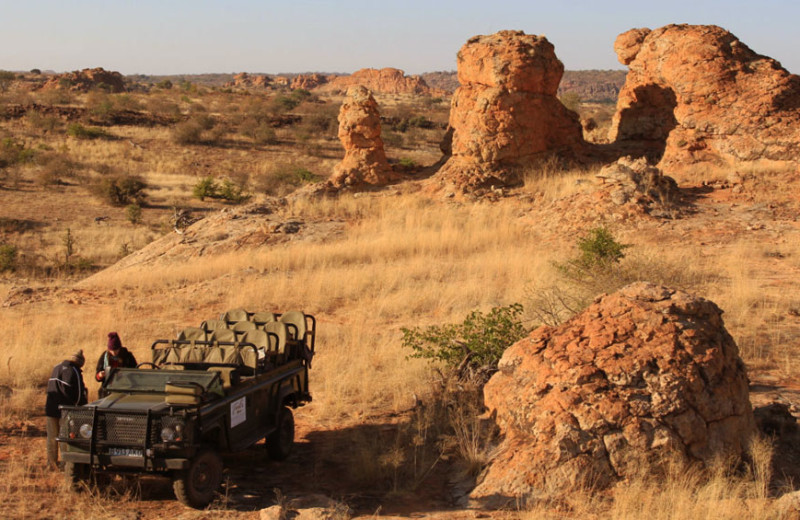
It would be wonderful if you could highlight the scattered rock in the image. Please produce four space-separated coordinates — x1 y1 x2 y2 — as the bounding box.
329 86 397 188
595 156 681 217
609 24 800 178
226 72 272 89
472 282 755 508
40 67 125 93
435 30 584 192
327 67 444 96
291 73 331 91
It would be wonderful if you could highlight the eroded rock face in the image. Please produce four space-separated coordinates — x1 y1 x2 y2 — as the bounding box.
226 72 271 89
327 67 441 96
330 86 395 188
610 24 800 176
436 31 584 192
291 73 330 91
472 282 755 507
41 68 125 93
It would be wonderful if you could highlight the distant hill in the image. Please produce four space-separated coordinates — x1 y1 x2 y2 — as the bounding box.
421 70 627 103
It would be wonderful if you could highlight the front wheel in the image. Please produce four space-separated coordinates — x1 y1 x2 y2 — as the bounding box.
267 407 294 461
64 461 89 492
172 449 223 508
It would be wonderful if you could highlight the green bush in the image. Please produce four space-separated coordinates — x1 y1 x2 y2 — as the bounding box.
67 123 112 140
558 226 630 275
92 174 147 206
125 204 142 225
192 176 218 200
0 244 17 272
402 303 527 383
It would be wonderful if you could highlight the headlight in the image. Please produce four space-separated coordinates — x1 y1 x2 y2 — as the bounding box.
79 423 93 439
160 427 176 442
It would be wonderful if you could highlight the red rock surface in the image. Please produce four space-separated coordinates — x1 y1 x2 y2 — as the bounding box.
330 86 396 188
327 68 442 96
226 72 271 89
291 73 331 90
435 31 584 192
472 282 755 507
40 67 125 93
609 24 800 177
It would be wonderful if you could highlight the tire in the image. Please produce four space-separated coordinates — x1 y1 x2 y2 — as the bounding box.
64 461 90 492
172 449 223 508
267 407 294 461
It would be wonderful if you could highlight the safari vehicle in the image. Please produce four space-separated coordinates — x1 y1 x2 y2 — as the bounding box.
58 309 316 508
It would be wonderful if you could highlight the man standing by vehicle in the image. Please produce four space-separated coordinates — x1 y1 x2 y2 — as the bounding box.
45 350 88 469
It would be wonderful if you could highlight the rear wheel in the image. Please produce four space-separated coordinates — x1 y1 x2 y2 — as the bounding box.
173 449 223 508
267 407 294 460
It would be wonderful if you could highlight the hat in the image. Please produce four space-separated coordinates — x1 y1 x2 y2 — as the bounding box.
107 332 122 351
66 349 85 367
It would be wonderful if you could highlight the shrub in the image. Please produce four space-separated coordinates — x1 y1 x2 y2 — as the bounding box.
172 115 216 145
0 244 17 272
156 79 173 90
271 95 300 113
192 176 218 200
560 91 582 112
125 204 142 225
256 165 322 196
402 303 527 384
218 179 248 203
66 123 112 140
0 70 15 92
557 226 630 276
92 174 147 206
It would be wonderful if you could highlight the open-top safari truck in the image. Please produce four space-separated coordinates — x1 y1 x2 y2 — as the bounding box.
57 309 316 508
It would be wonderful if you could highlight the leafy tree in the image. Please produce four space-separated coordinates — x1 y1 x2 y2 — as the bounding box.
402 303 526 383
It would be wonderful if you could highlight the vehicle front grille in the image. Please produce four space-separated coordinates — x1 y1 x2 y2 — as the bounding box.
60 408 93 438
98 413 157 445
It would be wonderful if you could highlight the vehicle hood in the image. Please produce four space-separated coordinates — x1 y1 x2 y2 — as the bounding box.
92 393 171 412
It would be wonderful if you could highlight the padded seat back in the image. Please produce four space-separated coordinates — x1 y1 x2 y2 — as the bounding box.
252 312 277 326
221 344 242 365
181 345 205 363
152 348 169 365
201 319 228 332
232 321 257 333
210 329 236 343
280 311 307 341
164 382 201 405
222 308 249 324
164 346 183 365
204 346 224 364
177 327 206 342
264 322 289 354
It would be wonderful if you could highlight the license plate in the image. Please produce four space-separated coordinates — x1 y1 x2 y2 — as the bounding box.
109 447 143 457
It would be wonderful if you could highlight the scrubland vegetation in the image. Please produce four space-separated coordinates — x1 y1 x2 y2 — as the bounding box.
0 76 798 518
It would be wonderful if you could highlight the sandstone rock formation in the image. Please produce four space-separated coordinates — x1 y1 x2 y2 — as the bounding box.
472 282 755 507
595 156 680 216
609 24 800 175
226 72 271 89
435 31 585 192
327 68 442 96
330 86 395 188
41 67 125 93
291 73 330 91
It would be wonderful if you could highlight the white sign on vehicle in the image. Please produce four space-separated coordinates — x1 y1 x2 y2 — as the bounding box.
231 397 246 428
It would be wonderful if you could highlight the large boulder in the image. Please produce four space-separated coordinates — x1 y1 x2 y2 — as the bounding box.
330 86 396 188
41 67 125 93
609 24 800 177
472 282 755 507
226 72 271 89
435 31 585 192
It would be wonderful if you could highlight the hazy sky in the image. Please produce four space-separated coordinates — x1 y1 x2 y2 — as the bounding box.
2 1 799 75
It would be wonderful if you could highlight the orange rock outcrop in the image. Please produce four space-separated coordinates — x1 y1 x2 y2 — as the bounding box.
435 31 584 192
226 72 271 89
330 86 396 188
291 73 330 90
41 67 125 93
472 282 755 507
610 24 800 176
327 68 442 96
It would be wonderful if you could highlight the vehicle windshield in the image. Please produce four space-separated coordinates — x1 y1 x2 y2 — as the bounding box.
106 368 218 393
